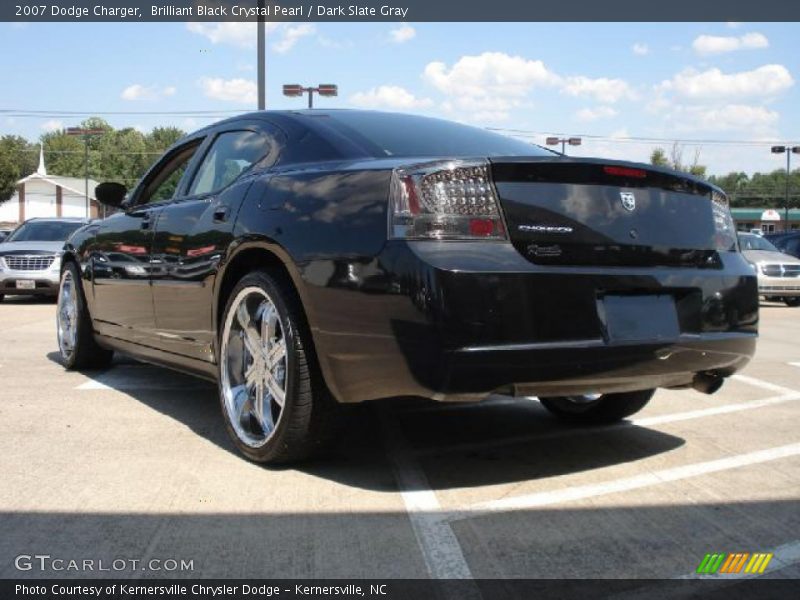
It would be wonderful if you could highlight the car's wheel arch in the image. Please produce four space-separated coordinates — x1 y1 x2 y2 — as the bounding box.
212 237 336 395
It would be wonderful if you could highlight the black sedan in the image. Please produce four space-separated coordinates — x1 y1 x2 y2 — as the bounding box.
58 110 758 463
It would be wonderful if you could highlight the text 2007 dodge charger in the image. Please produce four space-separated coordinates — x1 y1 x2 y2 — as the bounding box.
57 111 758 463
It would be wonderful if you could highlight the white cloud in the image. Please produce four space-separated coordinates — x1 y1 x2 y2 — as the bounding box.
561 76 636 103
726 22 742 29
186 22 262 49
187 22 315 54
121 84 176 101
273 24 316 53
664 104 779 133
389 24 415 43
632 43 649 56
575 106 618 122
659 64 793 100
199 77 257 104
692 32 769 55
350 85 433 110
40 119 63 132
424 52 560 99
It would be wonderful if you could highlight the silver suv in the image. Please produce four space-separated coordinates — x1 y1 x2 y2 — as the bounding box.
0 218 90 302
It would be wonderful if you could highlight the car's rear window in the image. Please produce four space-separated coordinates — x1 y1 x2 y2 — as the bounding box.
5 221 84 242
322 112 553 159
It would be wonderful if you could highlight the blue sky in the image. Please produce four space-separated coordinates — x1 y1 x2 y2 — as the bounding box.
2 21 799 175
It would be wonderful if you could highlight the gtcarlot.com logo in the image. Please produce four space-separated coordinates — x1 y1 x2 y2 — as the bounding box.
696 552 773 575
15 554 194 572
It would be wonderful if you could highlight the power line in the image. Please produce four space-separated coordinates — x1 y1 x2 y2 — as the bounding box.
0 109 243 117
489 127 799 147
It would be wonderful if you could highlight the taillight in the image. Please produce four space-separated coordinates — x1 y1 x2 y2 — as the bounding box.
389 159 507 240
603 165 647 179
711 191 737 251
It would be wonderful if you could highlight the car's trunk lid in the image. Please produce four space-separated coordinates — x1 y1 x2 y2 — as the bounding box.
490 157 722 268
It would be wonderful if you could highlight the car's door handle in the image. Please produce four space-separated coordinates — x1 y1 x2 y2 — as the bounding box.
213 206 229 223
140 214 152 230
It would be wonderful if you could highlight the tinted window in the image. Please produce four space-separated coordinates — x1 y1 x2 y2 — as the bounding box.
140 141 202 205
189 131 270 196
738 233 780 252
5 221 84 242
324 112 553 158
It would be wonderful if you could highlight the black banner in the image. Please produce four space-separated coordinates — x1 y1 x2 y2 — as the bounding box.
2 579 800 600
3 0 800 22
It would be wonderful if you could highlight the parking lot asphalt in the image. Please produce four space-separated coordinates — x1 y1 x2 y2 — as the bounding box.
0 296 798 581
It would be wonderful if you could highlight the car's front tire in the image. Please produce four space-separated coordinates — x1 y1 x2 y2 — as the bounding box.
218 270 338 464
57 262 114 370
539 389 655 424
0 294 4 303
785 297 800 307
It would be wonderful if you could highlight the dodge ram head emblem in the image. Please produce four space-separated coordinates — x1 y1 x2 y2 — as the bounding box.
620 191 636 211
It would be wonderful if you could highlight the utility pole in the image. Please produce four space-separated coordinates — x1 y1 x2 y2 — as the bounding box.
65 127 104 218
257 0 265 110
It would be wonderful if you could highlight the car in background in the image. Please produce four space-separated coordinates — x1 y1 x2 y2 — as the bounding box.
739 232 800 306
0 218 90 302
765 231 800 260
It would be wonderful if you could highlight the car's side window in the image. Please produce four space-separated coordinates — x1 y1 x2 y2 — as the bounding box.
188 130 271 197
138 140 203 206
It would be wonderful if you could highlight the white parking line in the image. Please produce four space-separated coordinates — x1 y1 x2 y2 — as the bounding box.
377 409 476 584
413 392 800 458
445 442 800 523
789 362 800 369
732 373 800 396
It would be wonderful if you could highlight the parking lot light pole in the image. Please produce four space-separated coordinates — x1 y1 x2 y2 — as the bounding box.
282 84 338 109
546 136 582 155
771 145 800 231
65 127 104 218
257 0 265 110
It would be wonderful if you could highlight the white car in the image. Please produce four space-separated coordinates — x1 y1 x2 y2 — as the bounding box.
739 232 800 307
0 218 90 302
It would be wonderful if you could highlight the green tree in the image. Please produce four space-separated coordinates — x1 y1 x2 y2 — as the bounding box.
0 135 37 203
650 143 707 178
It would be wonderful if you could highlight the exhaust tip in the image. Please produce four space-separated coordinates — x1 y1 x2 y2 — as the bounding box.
692 373 724 395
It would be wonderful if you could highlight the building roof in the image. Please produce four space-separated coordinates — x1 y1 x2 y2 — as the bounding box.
731 208 800 220
16 172 98 201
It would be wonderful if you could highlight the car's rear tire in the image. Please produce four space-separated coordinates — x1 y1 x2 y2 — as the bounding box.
218 269 339 464
785 297 800 307
0 294 4 303
57 262 114 370
539 389 655 424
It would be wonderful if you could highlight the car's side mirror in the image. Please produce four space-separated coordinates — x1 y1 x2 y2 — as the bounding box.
95 182 128 209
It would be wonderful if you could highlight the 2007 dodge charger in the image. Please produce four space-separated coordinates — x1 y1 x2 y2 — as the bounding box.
56 110 758 463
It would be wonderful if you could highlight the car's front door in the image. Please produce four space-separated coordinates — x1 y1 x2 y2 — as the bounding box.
150 127 276 361
90 139 204 345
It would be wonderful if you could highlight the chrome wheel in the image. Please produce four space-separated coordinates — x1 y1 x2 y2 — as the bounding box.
220 286 288 448
57 269 78 361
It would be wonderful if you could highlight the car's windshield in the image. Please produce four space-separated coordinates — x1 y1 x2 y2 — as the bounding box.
738 233 780 252
5 221 84 243
325 112 554 158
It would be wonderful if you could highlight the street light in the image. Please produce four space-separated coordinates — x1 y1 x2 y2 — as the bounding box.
66 127 104 218
282 84 338 109
546 136 582 155
771 145 800 231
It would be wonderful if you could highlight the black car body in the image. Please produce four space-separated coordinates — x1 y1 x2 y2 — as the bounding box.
59 110 758 463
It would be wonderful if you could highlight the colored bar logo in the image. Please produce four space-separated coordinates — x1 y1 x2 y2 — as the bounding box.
696 552 773 574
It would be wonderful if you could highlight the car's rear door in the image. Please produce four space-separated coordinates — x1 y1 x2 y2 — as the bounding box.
90 138 205 346
150 124 278 361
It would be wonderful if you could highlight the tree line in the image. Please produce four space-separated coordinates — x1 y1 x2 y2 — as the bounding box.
1 120 796 211
0 118 185 203
649 144 799 208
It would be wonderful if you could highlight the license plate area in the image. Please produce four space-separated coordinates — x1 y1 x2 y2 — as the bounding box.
599 294 680 343
15 280 36 290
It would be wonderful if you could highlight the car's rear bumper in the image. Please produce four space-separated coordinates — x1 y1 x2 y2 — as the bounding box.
303 241 759 403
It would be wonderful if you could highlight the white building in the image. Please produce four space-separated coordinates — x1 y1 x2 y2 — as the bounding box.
0 147 100 225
